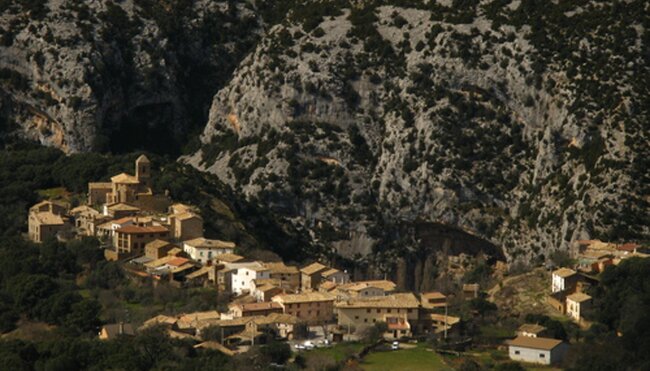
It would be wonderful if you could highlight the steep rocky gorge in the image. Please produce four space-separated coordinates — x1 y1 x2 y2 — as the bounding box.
1 1 648 286
0 0 259 153
186 1 650 275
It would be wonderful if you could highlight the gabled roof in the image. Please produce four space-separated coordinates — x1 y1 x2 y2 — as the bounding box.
567 292 592 303
322 268 342 277
106 203 140 211
421 291 446 300
111 173 139 184
214 253 245 263
175 212 203 221
186 266 213 279
508 336 564 351
338 280 396 292
300 262 329 275
233 302 283 312
184 237 236 249
335 293 420 309
116 225 169 234
146 239 173 250
553 268 577 278
264 262 299 274
273 291 336 304
31 212 65 225
70 205 99 215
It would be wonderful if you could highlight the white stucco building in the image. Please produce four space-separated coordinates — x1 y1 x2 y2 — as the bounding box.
183 237 235 264
508 336 569 365
551 268 578 293
231 263 271 295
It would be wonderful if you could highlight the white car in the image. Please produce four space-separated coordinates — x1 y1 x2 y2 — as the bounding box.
391 341 399 350
303 341 315 350
294 344 305 350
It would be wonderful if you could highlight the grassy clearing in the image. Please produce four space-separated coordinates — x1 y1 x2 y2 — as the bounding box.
361 343 452 371
306 342 365 363
36 187 69 200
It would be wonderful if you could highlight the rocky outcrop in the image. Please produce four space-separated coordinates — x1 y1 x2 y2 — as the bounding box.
188 2 649 269
0 0 260 153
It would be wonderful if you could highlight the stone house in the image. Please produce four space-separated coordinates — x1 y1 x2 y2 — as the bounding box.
272 292 336 324
335 293 420 339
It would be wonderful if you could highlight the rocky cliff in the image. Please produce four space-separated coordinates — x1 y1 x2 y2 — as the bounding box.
0 0 259 153
187 1 650 269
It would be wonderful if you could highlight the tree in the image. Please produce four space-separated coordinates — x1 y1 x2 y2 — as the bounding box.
260 340 291 364
64 299 102 334
495 362 525 371
470 295 497 318
361 321 388 343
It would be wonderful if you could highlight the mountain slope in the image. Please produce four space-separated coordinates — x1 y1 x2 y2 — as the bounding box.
187 0 649 267
0 0 259 153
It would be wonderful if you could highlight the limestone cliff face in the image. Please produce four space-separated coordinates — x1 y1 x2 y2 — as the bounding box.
0 0 259 153
189 2 649 267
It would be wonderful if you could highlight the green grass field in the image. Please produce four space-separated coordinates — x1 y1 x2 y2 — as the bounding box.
361 344 452 371
306 342 365 363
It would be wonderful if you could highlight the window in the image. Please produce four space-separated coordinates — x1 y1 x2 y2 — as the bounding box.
387 309 392 313
407 309 412 313
366 309 371 313
364 318 367 323
540 354 545 358
514 350 520 355
376 309 380 313
355 316 359 320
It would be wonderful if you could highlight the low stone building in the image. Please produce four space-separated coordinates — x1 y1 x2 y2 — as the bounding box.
272 292 336 324
183 237 236 264
508 336 569 365
566 292 592 323
335 293 420 339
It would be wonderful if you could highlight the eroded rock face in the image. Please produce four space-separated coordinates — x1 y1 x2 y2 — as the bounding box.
0 0 260 153
189 3 649 266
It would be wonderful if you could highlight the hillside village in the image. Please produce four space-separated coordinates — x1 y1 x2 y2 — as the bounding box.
23 154 650 369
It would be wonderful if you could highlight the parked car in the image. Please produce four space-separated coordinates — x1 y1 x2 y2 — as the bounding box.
391 341 399 350
303 341 315 350
294 343 305 350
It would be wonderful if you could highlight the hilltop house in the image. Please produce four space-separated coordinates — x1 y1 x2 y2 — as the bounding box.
28 200 70 243
566 292 592 323
168 211 203 241
334 280 397 300
552 268 580 293
420 291 447 309
264 262 300 291
300 262 329 291
231 263 271 295
229 302 284 318
106 225 170 260
335 293 420 339
183 237 236 264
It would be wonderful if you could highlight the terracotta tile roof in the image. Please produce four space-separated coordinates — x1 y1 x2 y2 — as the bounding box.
553 268 577 278
507 336 564 350
273 292 336 304
321 268 341 277
106 203 140 211
338 280 396 292
116 225 169 234
111 173 139 184
386 317 410 330
168 257 189 267
617 243 640 252
31 212 65 225
186 266 212 279
300 262 328 275
320 281 338 291
236 302 283 312
146 239 173 250
184 237 235 249
421 291 446 300
567 292 592 302
175 212 202 221
142 314 177 328
335 293 420 309
264 262 299 274
215 253 245 263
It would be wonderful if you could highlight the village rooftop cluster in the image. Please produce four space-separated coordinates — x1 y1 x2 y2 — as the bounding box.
25 155 649 366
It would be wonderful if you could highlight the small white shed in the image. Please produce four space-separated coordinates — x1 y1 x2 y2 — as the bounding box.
508 336 569 365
